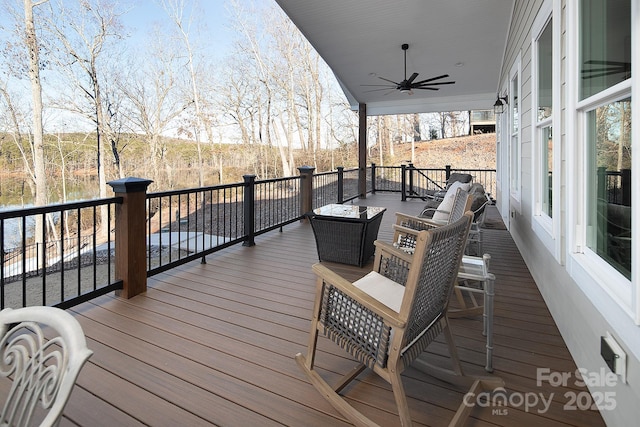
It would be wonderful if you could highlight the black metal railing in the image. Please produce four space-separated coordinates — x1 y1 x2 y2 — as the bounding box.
145 182 246 276
372 164 497 200
600 168 631 206
313 169 341 208
1 163 498 310
0 198 122 309
312 167 361 208
145 174 305 276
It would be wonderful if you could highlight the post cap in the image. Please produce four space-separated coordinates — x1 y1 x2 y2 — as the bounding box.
107 177 154 193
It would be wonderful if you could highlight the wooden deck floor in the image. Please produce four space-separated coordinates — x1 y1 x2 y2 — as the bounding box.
62 193 606 426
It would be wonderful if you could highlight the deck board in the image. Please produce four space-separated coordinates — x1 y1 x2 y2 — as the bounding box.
63 193 606 426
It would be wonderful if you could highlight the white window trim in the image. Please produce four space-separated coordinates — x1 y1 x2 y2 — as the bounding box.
509 54 522 212
633 0 640 326
575 82 633 313
565 0 639 326
530 0 562 259
497 81 511 227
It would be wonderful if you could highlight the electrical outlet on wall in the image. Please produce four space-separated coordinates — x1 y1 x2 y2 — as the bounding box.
601 332 627 384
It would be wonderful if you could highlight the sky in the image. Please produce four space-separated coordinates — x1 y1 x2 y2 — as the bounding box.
0 0 277 133
120 0 262 61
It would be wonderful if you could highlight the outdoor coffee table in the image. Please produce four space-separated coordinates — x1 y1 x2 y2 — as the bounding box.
307 204 386 267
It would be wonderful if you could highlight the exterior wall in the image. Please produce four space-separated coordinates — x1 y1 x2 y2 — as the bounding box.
497 1 640 425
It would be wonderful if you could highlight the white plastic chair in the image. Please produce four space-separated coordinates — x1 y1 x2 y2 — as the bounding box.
0 306 93 427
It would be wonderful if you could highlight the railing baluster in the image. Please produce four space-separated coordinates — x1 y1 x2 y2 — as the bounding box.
40 212 46 306
107 203 112 286
92 205 97 292
21 215 26 308
75 207 82 303
1 218 4 308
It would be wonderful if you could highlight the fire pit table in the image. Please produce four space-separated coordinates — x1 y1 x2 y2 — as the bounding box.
307 204 386 267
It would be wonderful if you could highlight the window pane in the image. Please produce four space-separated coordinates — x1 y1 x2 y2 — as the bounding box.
542 126 553 217
580 0 631 100
586 98 631 279
511 76 519 133
538 18 553 120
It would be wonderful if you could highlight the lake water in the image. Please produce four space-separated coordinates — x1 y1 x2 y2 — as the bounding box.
0 175 99 209
1 176 99 249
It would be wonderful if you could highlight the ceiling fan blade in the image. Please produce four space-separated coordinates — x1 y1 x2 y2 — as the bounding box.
412 74 450 85
363 87 398 93
367 45 456 94
377 76 400 85
415 81 456 87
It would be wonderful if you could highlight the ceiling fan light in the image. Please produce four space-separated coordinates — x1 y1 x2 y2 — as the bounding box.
400 88 413 95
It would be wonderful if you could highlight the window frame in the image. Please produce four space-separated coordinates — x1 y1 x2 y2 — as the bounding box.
509 54 522 212
531 0 561 259
566 0 638 324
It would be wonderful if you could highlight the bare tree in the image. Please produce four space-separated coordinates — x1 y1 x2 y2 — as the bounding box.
119 24 191 187
0 86 36 202
44 0 127 236
23 0 47 215
160 0 207 186
228 0 288 175
0 1 50 255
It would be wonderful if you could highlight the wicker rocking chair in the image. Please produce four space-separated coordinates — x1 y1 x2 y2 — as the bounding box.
393 188 471 254
391 206 497 372
0 306 93 427
296 213 498 426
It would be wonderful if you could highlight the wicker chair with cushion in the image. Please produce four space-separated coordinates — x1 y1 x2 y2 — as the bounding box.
0 306 93 427
420 173 473 215
296 213 496 426
391 209 497 372
426 172 473 200
465 186 493 256
393 188 471 254
419 179 472 220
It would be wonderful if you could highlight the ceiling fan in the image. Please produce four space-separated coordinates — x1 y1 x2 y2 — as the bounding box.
362 43 455 95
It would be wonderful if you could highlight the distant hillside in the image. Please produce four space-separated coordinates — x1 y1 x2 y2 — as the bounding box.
391 133 496 170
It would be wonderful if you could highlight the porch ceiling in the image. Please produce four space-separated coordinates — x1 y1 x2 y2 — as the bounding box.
274 0 514 116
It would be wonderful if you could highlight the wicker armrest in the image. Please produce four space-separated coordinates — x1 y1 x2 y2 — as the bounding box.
312 263 405 327
374 240 414 263
418 208 450 222
395 214 442 231
395 212 423 223
373 240 412 286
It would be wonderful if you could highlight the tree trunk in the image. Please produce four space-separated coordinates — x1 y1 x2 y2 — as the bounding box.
24 0 48 264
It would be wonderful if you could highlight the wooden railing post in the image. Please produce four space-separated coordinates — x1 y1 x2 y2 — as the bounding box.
108 177 153 299
445 165 452 181
299 165 315 221
243 174 256 247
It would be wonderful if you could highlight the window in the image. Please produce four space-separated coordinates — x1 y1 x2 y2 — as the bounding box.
509 58 521 205
535 14 554 220
580 0 631 100
585 98 631 279
541 126 553 217
578 0 632 282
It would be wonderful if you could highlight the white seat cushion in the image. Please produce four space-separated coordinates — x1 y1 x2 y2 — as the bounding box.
432 181 471 222
353 271 405 312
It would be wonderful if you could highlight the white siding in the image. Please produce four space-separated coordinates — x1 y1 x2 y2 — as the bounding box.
498 1 640 425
